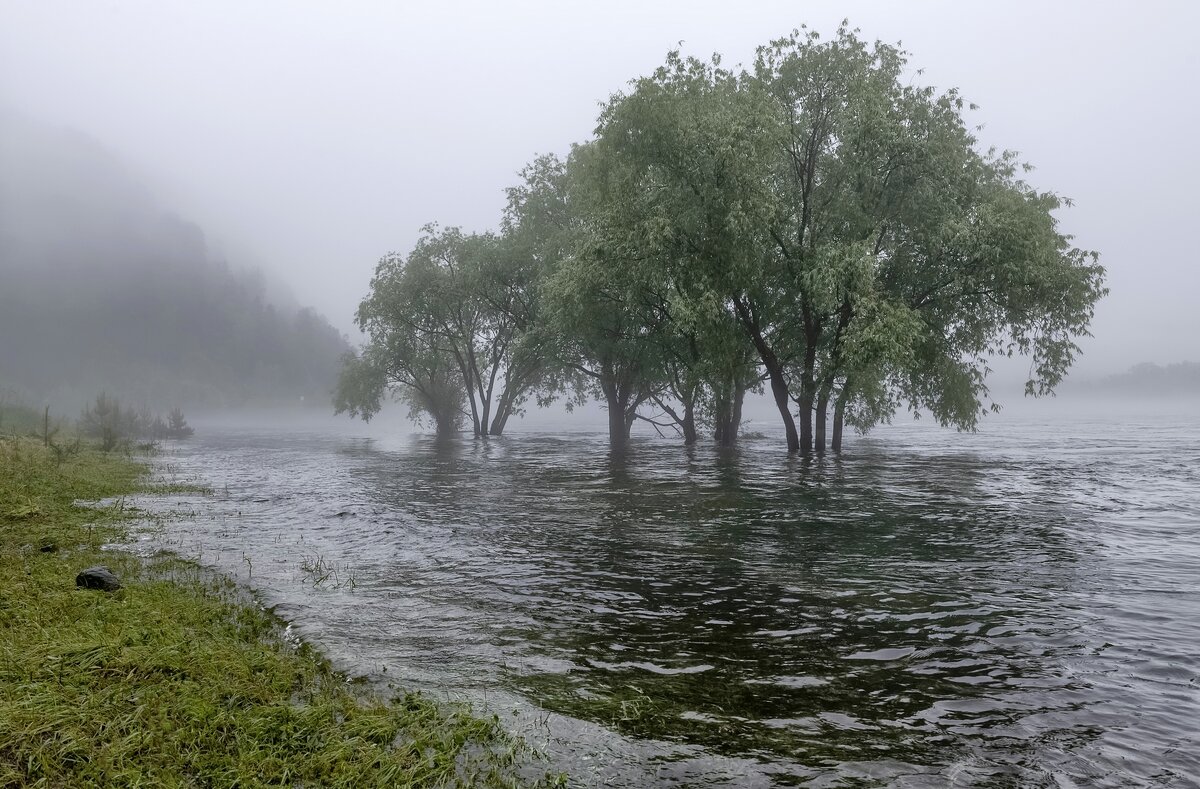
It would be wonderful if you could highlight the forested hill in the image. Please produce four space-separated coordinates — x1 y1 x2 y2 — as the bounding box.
0 113 349 411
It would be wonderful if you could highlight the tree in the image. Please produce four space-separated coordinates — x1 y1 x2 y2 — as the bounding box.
485 155 581 434
586 25 1105 454
336 222 552 438
581 55 778 448
504 151 665 451
335 247 469 435
338 24 1104 455
539 148 671 453
166 407 195 439
764 26 1106 452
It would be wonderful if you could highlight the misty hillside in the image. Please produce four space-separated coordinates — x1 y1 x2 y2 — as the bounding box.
0 112 348 411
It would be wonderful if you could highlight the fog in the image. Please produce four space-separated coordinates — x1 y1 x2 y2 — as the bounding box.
0 111 349 411
6 10 1199 783
3 1 1197 384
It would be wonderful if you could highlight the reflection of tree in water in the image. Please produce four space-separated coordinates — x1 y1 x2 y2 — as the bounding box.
491 441 1092 774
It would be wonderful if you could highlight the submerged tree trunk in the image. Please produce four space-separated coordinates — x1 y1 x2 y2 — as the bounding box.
796 323 818 455
797 392 813 454
466 402 481 437
765 358 799 453
455 355 483 439
647 392 697 446
681 400 697 446
814 377 833 453
488 385 516 436
435 413 458 437
601 377 636 454
832 384 850 453
488 364 539 437
714 381 747 447
730 383 745 443
488 408 510 436
747 343 797 452
607 403 629 452
713 390 732 446
470 398 484 438
735 297 799 453
470 395 484 438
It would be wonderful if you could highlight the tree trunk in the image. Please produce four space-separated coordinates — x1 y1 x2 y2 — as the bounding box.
477 397 491 441
814 378 833 454
466 395 482 437
797 392 813 454
681 400 697 446
715 381 747 447
764 357 799 453
456 358 483 438
750 362 793 453
822 297 853 454
713 389 731 445
609 405 633 453
487 405 506 436
734 297 798 453
797 341 817 455
832 385 849 453
730 383 745 444
603 381 632 454
435 413 457 437
488 387 513 436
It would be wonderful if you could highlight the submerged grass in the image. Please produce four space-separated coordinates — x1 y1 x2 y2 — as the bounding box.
0 438 562 788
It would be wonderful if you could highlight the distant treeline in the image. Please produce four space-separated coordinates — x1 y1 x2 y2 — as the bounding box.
337 26 1106 455
0 112 349 412
1091 362 1200 395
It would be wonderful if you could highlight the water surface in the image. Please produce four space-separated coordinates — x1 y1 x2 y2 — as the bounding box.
137 411 1200 787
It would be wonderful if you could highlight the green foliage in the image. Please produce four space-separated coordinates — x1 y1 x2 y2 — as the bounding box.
337 235 472 434
340 209 556 437
574 51 778 445
573 22 1104 450
536 140 681 445
333 349 387 422
343 22 1105 454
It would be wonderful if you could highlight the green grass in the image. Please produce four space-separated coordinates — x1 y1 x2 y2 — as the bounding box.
0 438 564 788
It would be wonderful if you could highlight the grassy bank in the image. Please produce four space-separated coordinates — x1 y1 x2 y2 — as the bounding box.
0 438 561 788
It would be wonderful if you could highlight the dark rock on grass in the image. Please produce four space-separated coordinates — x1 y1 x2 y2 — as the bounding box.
76 566 121 592
39 541 57 553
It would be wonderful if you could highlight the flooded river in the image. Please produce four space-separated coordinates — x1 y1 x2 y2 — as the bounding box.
135 406 1200 787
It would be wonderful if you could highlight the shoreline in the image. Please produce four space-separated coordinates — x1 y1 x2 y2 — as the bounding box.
0 438 563 787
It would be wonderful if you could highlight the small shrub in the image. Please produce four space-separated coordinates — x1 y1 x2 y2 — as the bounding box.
165 408 194 439
80 394 195 450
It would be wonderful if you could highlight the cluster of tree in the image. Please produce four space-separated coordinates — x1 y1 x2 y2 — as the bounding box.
337 26 1106 455
80 393 194 451
0 112 349 411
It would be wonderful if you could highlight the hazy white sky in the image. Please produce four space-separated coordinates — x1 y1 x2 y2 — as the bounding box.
2 1 1197 375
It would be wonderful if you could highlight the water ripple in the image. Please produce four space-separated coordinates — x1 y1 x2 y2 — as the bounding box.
136 414 1200 787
